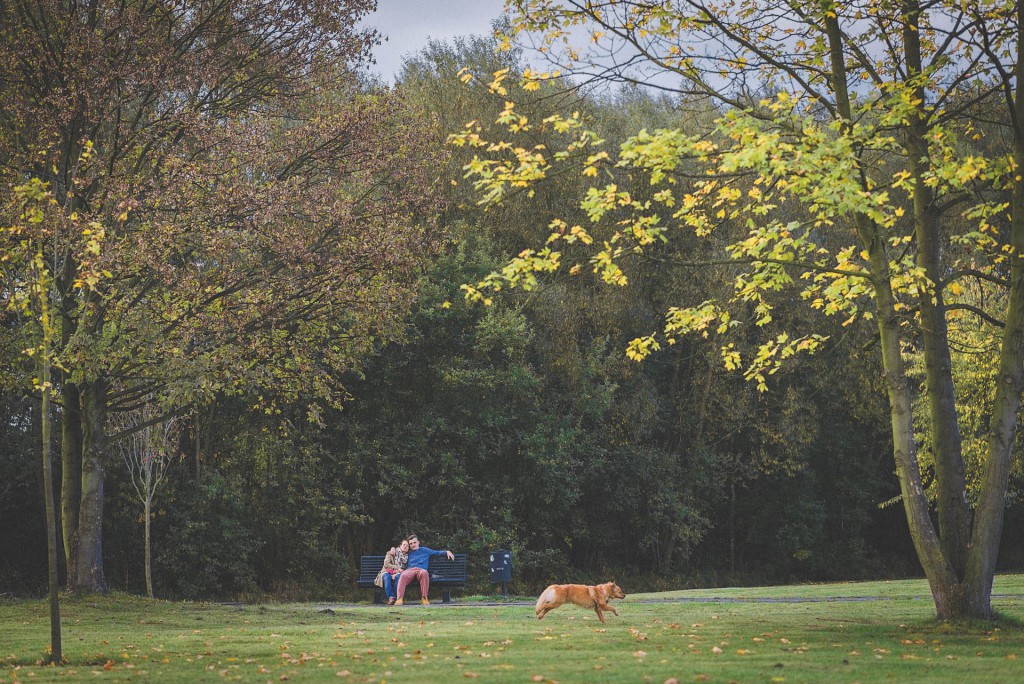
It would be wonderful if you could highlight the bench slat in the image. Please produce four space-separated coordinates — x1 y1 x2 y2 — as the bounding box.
356 555 386 587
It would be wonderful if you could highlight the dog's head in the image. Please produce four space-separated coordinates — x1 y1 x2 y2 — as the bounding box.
604 582 626 599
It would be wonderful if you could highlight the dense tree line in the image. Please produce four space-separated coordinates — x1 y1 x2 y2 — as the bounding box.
4 5 1024 612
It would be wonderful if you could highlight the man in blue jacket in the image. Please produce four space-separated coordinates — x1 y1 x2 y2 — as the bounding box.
394 534 455 605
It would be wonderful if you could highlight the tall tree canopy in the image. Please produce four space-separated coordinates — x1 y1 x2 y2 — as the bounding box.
0 0 441 592
452 0 1024 619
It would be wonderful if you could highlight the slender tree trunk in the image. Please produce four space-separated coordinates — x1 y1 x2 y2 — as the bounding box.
963 246 1024 617
39 302 63 663
728 478 736 576
144 493 153 599
73 380 108 593
61 381 82 590
866 220 963 618
962 11 1024 617
902 0 972 580
194 412 202 481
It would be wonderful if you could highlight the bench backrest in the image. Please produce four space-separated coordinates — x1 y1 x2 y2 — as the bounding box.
358 555 386 583
427 553 467 582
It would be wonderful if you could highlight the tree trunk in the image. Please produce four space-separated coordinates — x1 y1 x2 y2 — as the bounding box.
728 478 736 576
73 380 108 593
144 494 153 599
194 411 202 481
961 14 1024 617
61 381 83 591
40 311 62 663
902 0 972 579
865 219 963 619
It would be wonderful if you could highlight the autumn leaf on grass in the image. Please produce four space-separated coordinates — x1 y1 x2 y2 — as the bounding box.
712 647 723 654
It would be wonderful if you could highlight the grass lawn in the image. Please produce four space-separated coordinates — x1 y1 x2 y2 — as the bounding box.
3 575 1024 682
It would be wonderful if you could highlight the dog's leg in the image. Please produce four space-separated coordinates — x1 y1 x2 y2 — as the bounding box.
604 603 619 616
593 604 606 623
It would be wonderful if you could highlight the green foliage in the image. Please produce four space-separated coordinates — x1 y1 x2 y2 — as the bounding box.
151 474 260 600
0 392 46 594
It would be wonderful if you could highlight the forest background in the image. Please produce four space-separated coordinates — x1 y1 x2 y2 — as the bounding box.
3 0 1024 605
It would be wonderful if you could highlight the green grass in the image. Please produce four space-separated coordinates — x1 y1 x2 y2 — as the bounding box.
3 575 1024 682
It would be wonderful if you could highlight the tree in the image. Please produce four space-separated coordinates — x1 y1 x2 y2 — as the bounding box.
455 0 1024 620
110 402 180 599
2 177 105 663
0 0 440 592
3 180 62 663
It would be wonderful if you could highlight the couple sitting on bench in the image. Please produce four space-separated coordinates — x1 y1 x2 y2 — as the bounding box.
374 534 455 605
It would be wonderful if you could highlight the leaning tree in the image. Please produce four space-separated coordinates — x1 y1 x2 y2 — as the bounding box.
454 0 1024 620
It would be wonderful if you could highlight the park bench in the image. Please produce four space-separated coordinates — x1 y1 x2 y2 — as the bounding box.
357 553 467 604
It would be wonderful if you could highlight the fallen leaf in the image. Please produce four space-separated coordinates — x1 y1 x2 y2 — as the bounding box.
712 647 723 654
633 651 647 658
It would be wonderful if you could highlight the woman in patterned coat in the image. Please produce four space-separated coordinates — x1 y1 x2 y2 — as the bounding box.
374 538 409 605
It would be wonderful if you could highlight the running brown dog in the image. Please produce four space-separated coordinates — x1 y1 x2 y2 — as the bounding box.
534 582 626 623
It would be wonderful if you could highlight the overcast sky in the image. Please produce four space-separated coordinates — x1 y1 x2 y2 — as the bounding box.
363 0 508 82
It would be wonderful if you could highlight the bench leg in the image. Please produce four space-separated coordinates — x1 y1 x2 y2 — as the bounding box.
442 590 452 604
374 588 384 605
